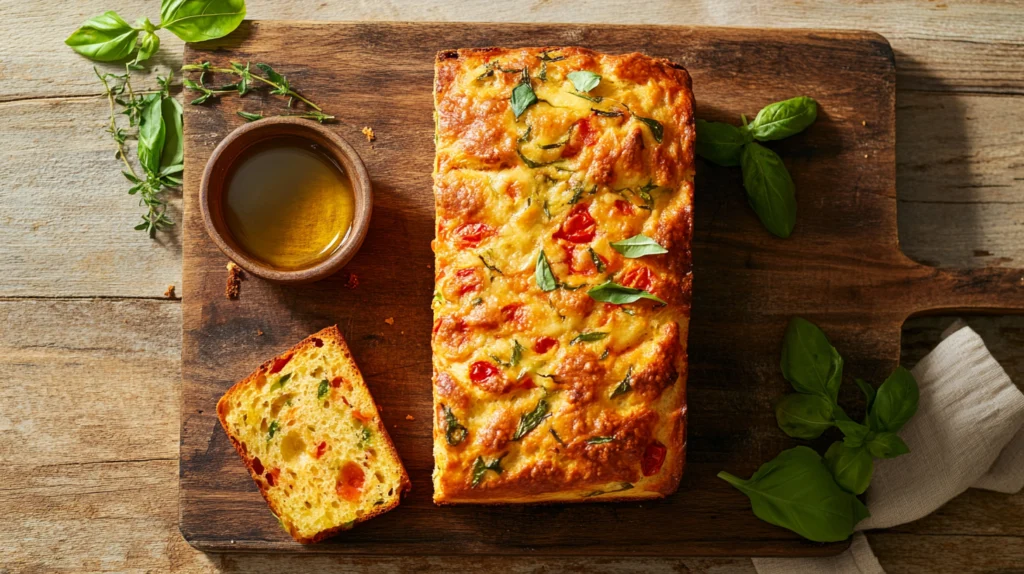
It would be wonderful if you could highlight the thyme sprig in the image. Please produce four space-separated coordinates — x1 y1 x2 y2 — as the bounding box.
181 61 322 111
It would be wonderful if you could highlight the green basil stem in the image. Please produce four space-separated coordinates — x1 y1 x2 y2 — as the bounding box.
181 64 322 111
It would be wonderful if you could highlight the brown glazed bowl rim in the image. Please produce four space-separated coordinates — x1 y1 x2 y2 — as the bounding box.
199 117 372 284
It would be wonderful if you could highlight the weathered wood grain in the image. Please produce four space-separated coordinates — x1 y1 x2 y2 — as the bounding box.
5 0 1023 102
1 0 1023 571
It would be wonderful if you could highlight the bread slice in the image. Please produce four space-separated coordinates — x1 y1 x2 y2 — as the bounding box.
216 326 410 543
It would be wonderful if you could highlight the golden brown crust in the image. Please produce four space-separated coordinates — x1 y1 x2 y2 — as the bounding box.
217 326 410 543
431 46 692 504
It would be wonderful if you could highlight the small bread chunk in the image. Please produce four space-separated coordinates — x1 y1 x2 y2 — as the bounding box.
217 326 410 543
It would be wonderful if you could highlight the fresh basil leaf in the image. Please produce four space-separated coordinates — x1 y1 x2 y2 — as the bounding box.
695 119 747 167
511 81 537 120
774 393 834 440
513 398 549 441
267 420 280 441
741 142 797 238
471 453 506 487
535 250 558 292
135 30 161 64
160 0 246 42
718 446 869 542
824 442 874 495
780 317 843 402
855 378 877 418
570 92 603 103
159 96 183 170
317 379 330 400
570 332 607 345
865 431 910 459
609 367 633 398
442 404 467 446
65 11 139 62
586 436 615 445
610 233 669 258
748 96 818 142
867 367 919 433
567 70 601 92
635 116 664 143
137 95 166 175
835 419 871 448
588 281 666 305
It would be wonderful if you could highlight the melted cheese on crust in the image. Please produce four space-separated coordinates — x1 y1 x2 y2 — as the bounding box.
431 47 694 504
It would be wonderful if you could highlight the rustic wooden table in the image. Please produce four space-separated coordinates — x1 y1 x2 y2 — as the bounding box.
2 1 1022 572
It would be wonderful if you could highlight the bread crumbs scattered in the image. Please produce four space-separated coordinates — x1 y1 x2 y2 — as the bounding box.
257 329 264 337
861 120 867 126
344 273 359 289
405 414 415 421
164 284 176 298
384 317 395 326
361 126 376 142
226 262 243 299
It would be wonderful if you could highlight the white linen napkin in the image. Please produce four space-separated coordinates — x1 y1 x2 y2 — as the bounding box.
752 322 1024 574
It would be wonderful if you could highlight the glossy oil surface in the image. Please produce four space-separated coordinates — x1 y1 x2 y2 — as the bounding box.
223 136 354 270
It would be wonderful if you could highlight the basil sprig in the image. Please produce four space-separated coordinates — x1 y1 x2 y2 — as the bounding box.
588 281 666 305
610 233 668 258
695 96 818 238
66 0 246 64
718 446 869 543
722 316 920 539
512 398 550 441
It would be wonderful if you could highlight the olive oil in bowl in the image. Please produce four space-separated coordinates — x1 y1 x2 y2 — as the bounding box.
223 136 355 271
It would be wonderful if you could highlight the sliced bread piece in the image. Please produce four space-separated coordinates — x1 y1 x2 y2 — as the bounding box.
217 325 410 543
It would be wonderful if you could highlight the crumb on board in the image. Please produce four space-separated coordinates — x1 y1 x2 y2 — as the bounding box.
345 273 359 289
405 414 415 421
164 284 176 298
257 329 264 337
861 120 867 126
226 262 243 299
385 317 395 326
361 126 376 142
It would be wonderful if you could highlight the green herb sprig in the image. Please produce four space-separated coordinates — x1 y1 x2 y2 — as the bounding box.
696 96 818 238
719 316 919 542
95 66 182 236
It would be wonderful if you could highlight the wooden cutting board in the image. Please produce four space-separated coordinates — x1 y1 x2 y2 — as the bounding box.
179 21 1024 556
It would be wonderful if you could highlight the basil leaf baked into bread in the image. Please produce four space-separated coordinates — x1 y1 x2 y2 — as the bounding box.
217 326 410 543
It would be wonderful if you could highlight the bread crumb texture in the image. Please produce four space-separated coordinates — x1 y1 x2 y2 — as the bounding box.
225 261 243 299
217 326 410 543
361 126 376 142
